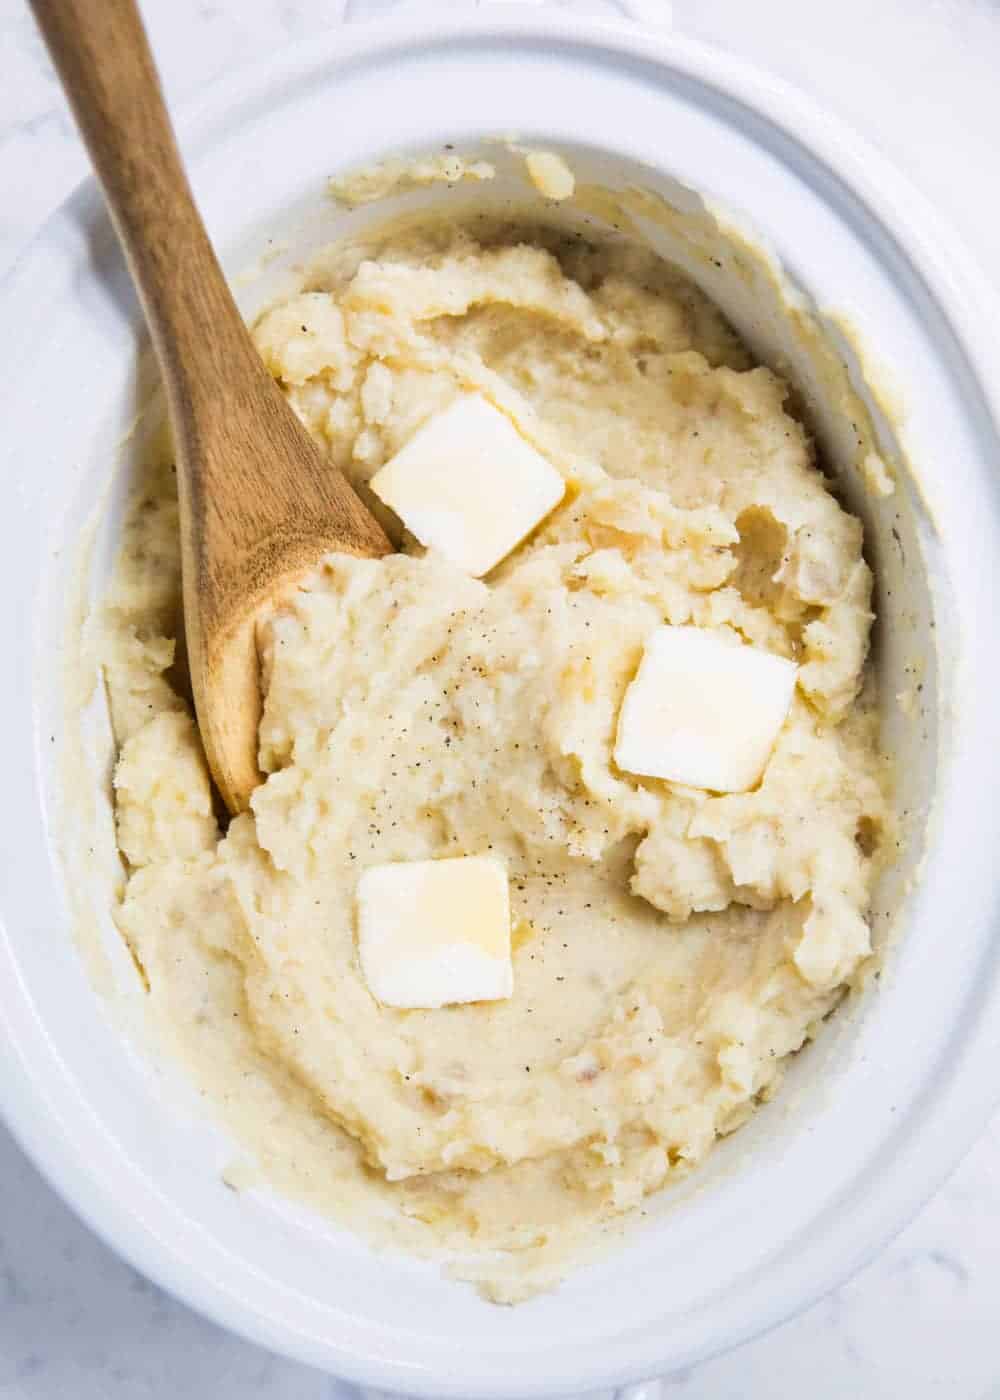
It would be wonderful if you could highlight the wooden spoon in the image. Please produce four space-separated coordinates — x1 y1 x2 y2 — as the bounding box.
31 0 393 814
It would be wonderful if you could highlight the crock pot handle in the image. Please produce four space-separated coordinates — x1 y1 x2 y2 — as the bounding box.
613 0 674 23
487 0 673 18
481 0 673 20
345 0 673 27
359 1382 665 1400
613 1382 666 1400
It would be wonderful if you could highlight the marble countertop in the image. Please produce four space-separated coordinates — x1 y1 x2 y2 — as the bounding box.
2 1 999 1395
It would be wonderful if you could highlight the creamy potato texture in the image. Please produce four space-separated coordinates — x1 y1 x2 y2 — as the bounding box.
101 218 888 1301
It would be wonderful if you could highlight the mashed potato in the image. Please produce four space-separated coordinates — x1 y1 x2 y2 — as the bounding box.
99 217 888 1301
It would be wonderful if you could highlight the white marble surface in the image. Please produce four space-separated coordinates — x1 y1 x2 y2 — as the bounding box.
2 0 1000 1395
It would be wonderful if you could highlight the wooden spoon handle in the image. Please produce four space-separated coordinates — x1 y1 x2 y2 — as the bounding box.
28 0 253 426
31 0 393 815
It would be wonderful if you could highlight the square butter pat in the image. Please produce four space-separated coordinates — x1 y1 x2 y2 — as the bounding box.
614 626 798 793
369 394 565 576
357 856 513 1009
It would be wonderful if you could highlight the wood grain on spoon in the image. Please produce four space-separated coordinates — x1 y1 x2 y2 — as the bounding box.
31 0 393 814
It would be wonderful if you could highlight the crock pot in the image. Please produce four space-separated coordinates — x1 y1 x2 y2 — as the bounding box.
1 9 999 1397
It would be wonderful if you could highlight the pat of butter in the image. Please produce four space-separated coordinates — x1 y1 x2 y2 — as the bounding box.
357 855 513 1009
369 394 565 577
614 626 798 793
